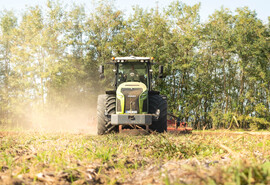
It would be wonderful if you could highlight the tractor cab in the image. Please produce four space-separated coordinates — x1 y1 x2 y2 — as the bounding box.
113 56 154 90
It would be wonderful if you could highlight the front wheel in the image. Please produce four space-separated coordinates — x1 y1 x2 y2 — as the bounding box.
149 94 167 133
97 94 118 135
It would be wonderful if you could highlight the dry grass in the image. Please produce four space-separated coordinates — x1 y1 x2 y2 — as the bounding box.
0 128 270 184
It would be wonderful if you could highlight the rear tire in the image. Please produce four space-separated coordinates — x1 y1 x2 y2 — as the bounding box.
97 94 118 135
149 94 167 133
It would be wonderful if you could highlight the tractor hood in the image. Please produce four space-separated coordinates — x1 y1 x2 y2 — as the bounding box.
116 82 148 114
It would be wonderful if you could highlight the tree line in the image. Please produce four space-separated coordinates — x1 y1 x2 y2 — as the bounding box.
0 0 269 129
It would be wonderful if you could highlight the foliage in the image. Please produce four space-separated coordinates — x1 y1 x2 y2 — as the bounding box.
0 0 269 129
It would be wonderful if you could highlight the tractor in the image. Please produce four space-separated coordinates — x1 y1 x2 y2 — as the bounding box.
97 56 167 134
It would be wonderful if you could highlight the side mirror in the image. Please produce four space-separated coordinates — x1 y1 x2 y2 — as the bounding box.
159 65 164 78
98 65 104 79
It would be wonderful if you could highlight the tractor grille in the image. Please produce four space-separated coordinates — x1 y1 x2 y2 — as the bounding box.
121 88 143 114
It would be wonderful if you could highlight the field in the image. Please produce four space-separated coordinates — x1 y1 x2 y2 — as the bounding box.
0 129 270 185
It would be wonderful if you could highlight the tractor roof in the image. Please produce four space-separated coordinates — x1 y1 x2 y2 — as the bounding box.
112 56 153 63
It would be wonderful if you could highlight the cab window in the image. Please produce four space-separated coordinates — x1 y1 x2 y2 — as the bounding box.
117 62 148 85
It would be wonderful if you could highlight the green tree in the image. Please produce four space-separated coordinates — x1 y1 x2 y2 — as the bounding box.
0 10 17 124
8 6 45 124
202 8 235 128
233 7 269 128
165 1 201 126
85 0 124 91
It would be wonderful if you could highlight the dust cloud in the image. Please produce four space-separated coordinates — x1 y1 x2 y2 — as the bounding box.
10 103 98 135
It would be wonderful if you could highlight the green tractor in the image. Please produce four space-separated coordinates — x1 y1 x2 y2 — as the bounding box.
97 56 167 134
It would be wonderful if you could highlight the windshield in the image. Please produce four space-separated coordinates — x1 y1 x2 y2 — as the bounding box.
117 62 148 86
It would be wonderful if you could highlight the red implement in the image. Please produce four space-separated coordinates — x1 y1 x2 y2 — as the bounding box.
167 114 192 134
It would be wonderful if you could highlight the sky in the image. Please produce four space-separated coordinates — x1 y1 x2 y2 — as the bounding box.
0 0 269 23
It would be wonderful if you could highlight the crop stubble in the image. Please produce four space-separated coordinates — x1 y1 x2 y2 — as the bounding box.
0 130 270 184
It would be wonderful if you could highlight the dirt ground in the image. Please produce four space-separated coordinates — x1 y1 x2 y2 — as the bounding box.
0 130 270 184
